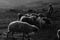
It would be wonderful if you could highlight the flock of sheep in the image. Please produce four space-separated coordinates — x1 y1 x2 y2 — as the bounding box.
1 12 60 40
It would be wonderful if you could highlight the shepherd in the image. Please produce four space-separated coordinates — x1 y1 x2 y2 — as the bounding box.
47 3 53 17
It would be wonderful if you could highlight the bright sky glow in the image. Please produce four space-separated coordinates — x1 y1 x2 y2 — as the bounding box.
0 0 59 8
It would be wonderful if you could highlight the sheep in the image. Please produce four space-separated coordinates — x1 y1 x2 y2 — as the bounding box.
57 29 60 40
7 21 39 40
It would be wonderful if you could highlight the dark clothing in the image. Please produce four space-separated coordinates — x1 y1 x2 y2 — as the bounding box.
47 6 53 17
49 7 53 15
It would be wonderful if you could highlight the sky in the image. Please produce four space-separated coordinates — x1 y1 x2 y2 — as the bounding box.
0 0 60 9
